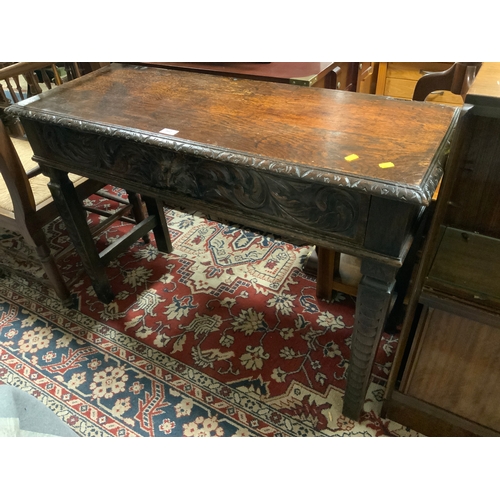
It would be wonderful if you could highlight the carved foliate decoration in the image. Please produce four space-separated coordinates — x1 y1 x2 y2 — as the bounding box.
38 124 362 239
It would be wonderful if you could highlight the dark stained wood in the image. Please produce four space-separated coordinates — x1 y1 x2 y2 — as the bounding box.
426 228 500 308
142 62 361 293
6 63 458 421
400 307 500 432
315 246 336 300
0 120 140 305
386 391 500 437
364 197 421 258
8 64 456 204
443 114 500 238
383 63 500 435
343 259 397 418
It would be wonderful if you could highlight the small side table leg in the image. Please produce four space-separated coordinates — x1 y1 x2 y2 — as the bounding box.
44 166 115 303
342 259 397 420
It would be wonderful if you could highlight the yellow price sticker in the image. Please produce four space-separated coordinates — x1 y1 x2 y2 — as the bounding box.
345 154 359 162
379 162 395 169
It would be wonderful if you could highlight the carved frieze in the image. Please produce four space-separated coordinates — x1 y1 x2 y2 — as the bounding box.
39 123 363 239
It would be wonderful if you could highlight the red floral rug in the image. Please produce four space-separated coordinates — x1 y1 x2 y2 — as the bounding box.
0 186 419 436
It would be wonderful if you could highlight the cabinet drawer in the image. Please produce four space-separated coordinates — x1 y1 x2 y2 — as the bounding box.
386 62 454 81
378 62 462 105
384 77 417 99
384 75 463 105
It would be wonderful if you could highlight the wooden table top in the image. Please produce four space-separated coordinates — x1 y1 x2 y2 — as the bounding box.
10 63 458 205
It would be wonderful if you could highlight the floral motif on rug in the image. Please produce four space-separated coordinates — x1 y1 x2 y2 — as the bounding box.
0 187 419 436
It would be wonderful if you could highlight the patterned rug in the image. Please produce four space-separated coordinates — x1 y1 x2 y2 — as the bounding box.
0 186 420 436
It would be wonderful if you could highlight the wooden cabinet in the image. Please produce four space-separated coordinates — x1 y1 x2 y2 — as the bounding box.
382 63 500 436
376 62 464 105
356 62 379 94
398 304 500 435
326 62 358 91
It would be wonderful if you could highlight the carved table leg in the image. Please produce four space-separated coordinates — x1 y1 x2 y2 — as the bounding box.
44 166 115 304
342 259 397 420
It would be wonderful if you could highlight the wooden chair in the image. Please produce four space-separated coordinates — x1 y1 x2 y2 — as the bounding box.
1 62 53 137
1 62 110 137
0 62 153 305
412 62 482 102
0 120 151 306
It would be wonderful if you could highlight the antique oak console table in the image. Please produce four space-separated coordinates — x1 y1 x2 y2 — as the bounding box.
6 63 458 421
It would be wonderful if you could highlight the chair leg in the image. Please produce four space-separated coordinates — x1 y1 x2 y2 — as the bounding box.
126 191 150 244
316 246 335 301
33 237 73 305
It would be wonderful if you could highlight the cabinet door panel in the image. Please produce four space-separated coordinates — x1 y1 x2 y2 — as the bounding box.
401 307 500 432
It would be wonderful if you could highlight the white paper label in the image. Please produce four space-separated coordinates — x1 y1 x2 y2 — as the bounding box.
159 128 179 135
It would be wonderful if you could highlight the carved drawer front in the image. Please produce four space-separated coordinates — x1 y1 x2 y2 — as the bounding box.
38 124 369 244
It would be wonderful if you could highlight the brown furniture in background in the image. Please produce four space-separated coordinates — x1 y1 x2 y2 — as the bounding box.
356 62 379 94
6 63 458 420
412 62 482 102
382 63 500 436
137 62 360 91
376 62 467 105
1 62 52 137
